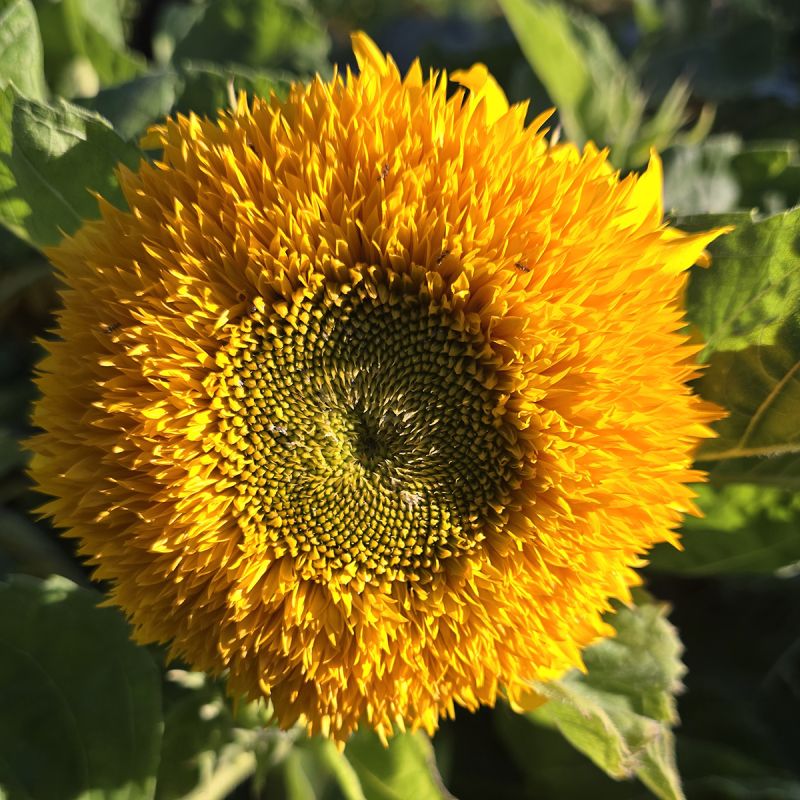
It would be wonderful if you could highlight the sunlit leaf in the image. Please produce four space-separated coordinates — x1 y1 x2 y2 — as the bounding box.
501 602 686 800
0 87 141 248
683 208 800 486
0 0 47 101
498 0 697 166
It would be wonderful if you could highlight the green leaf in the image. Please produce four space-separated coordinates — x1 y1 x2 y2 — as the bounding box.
81 71 182 141
499 0 637 144
505 602 686 800
32 0 146 94
0 574 162 800
0 0 47 101
345 730 450 800
663 137 800 217
498 0 695 167
174 61 292 118
649 483 800 575
172 0 330 76
682 208 800 485
0 87 141 248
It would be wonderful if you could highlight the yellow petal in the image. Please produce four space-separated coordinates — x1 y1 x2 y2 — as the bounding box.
351 31 389 77
505 684 548 713
451 63 510 125
627 149 664 228
663 226 734 273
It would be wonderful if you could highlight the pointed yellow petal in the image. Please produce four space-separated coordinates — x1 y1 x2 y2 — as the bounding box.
505 684 548 713
351 31 389 77
663 226 734 273
629 148 664 225
451 63 510 124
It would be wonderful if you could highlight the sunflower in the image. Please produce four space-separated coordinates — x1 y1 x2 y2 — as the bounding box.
30 33 727 741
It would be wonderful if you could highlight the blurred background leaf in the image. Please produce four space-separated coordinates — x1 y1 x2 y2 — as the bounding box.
170 0 330 75
499 0 711 167
0 575 163 799
0 0 48 101
32 0 146 97
650 484 800 576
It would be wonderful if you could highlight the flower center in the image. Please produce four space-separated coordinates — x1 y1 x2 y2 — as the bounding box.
212 269 522 587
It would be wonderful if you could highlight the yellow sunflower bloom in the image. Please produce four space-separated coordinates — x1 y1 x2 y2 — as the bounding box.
30 33 728 742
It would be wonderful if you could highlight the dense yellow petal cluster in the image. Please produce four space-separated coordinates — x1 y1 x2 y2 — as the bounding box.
30 34 726 741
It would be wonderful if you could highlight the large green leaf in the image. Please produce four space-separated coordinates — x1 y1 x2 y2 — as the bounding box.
0 87 141 248
0 575 162 800
32 0 146 94
172 0 330 76
499 602 686 800
682 207 800 487
649 483 800 575
0 0 47 101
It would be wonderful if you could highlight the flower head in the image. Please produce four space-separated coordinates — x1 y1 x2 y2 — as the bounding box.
30 34 726 741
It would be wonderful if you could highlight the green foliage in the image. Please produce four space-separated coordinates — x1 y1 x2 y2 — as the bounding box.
173 61 293 118
0 87 141 247
651 484 800 575
498 0 709 167
0 0 800 798
32 0 146 96
0 575 162 799
0 0 47 101
681 208 800 487
498 602 685 800
664 136 800 216
172 0 330 76
155 672 241 800
81 71 181 141
345 730 450 800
